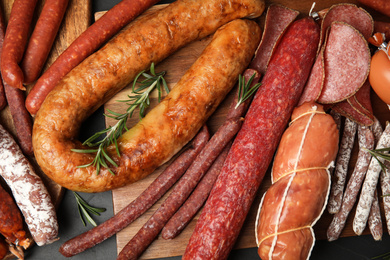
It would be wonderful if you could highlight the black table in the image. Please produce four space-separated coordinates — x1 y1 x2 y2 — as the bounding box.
26 0 390 259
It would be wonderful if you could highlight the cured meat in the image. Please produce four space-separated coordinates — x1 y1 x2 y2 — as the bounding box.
256 102 339 259
21 0 69 84
358 0 390 18
354 123 390 235
374 21 390 41
327 117 357 214
317 22 370 104
32 0 265 193
327 126 374 241
0 0 38 90
249 4 299 75
368 190 383 241
0 123 58 246
183 17 320 260
59 126 209 257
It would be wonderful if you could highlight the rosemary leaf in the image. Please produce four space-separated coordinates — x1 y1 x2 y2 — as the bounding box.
73 192 106 227
71 63 168 175
235 72 261 109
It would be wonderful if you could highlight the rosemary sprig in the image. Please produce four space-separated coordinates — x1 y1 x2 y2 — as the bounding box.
364 147 390 172
235 72 261 109
73 192 106 227
71 63 169 175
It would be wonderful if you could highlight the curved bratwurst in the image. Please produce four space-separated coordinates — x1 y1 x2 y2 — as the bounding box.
32 0 265 192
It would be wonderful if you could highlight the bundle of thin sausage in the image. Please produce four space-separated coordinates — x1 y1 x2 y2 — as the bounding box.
255 102 339 259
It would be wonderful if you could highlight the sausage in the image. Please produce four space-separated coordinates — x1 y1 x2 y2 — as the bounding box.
21 0 70 84
183 17 320 260
354 123 390 235
59 126 209 257
358 0 390 17
0 0 39 90
381 160 390 233
327 117 358 214
32 0 265 193
0 183 31 249
161 68 260 240
0 123 58 246
0 3 33 156
249 4 299 75
117 115 245 259
368 190 383 241
255 103 339 260
374 21 390 41
161 141 231 240
0 237 7 260
0 4 7 111
25 0 162 114
327 126 374 241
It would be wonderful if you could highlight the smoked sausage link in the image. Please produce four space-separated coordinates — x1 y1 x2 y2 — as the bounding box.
256 102 339 260
183 17 320 260
32 0 265 193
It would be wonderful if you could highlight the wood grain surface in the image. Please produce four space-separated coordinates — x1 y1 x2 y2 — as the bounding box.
103 1 390 259
0 0 91 259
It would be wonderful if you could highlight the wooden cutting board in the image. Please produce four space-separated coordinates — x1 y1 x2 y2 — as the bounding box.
104 0 390 259
0 0 91 259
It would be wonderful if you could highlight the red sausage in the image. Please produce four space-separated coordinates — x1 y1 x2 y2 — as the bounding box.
26 0 161 115
0 5 6 111
0 3 33 155
0 0 39 90
183 17 320 260
117 117 244 259
59 126 209 257
21 0 70 84
358 0 390 17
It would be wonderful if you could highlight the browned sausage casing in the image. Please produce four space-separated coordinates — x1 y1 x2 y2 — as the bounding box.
255 102 339 259
32 0 265 193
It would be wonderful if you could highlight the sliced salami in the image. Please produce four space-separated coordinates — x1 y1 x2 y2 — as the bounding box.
250 4 299 75
317 22 370 104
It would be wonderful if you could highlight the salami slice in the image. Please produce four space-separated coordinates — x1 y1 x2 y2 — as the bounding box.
317 22 370 104
250 4 299 75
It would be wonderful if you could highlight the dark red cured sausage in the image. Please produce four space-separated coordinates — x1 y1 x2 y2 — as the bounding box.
0 237 7 260
117 117 244 260
358 0 390 17
161 142 231 240
25 0 161 115
59 126 209 257
0 5 6 111
21 0 70 84
1 0 39 90
183 17 320 260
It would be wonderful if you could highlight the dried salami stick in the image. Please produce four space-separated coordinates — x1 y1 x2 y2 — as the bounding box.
0 123 58 246
328 117 358 214
161 141 231 240
354 123 390 235
117 117 244 260
59 126 209 257
327 126 374 241
368 190 383 241
381 161 390 234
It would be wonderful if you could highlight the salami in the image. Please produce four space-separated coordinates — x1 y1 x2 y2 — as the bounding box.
183 17 320 260
358 0 390 18
354 123 390 235
381 161 390 234
0 123 58 246
374 21 390 41
327 117 358 214
249 4 299 75
327 126 374 241
368 190 383 241
59 126 209 257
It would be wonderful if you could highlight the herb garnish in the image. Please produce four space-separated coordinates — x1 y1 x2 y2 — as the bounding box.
235 73 261 109
71 63 169 175
73 192 106 227
365 147 390 172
